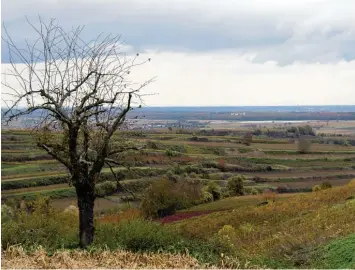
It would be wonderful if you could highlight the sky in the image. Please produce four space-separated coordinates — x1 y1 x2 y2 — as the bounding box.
1 0 355 106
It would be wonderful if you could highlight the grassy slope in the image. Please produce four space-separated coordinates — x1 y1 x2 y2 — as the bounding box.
312 234 355 269
173 180 355 267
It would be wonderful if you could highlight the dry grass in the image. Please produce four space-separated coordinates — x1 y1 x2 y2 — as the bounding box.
98 208 142 224
1 246 202 269
173 180 355 257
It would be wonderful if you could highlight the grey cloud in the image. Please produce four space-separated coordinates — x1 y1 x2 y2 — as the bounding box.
2 0 355 64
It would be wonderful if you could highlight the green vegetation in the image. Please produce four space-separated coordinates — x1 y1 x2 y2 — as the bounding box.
2 122 355 268
226 175 245 196
311 234 355 268
140 178 202 218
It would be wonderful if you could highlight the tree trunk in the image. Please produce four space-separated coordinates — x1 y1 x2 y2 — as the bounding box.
76 183 95 248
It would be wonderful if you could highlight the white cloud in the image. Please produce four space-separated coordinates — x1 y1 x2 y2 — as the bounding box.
3 49 354 107
134 50 355 106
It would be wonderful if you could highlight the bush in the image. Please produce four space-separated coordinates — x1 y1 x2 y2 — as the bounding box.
201 191 214 203
244 187 259 195
2 202 230 266
1 204 15 223
253 129 262 136
146 140 161 149
1 175 68 190
95 181 117 197
140 178 202 218
238 148 253 154
1 197 78 251
243 133 253 146
185 165 203 174
94 219 229 265
313 182 332 192
298 137 312 154
190 172 198 178
165 149 182 157
320 182 332 190
96 219 178 252
202 172 210 179
204 181 221 201
226 175 245 196
312 185 322 192
167 144 187 153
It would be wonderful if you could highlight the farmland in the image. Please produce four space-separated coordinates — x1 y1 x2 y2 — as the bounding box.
2 120 355 207
2 119 355 268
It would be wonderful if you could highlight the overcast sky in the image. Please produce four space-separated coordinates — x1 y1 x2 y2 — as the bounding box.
2 0 355 106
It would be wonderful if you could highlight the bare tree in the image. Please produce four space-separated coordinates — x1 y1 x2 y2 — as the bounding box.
2 18 153 247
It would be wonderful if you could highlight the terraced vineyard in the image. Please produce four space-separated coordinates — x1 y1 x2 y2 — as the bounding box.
2 124 355 211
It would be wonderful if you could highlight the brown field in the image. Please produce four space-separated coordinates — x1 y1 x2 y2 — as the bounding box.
51 196 130 211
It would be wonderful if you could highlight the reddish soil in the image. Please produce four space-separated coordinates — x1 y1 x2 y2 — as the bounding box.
158 211 215 224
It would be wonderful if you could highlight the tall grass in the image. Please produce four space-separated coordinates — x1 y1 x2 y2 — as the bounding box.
173 180 355 262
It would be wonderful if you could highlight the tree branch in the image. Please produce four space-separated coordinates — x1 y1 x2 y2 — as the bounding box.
105 161 137 200
38 143 71 169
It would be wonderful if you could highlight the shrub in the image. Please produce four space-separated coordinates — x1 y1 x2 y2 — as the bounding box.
185 165 203 174
140 178 202 218
238 147 253 154
253 129 262 136
248 187 260 195
190 172 198 178
166 170 179 182
204 181 221 201
167 144 187 153
146 140 161 149
298 137 312 154
100 219 178 251
1 204 15 223
201 191 214 203
63 205 79 216
1 197 78 251
200 160 218 169
173 165 185 175
226 175 245 196
216 225 237 249
243 133 253 146
1 175 68 190
95 181 117 197
165 149 182 157
94 219 229 266
202 172 210 179
312 185 322 192
313 182 332 192
320 182 332 190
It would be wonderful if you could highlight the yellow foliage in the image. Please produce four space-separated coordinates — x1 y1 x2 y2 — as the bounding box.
172 181 355 258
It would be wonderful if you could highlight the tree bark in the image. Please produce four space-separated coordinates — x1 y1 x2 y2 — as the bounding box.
76 183 95 248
